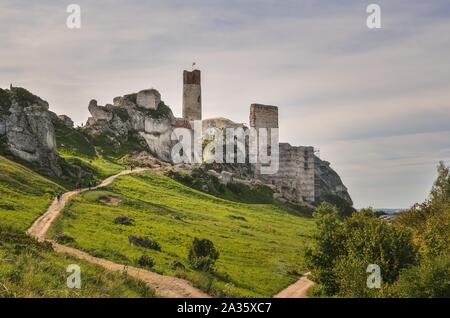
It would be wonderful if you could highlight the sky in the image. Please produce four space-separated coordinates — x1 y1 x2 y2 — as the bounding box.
1 0 449 208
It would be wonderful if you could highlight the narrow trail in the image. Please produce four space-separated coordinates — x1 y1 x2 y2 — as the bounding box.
26 167 210 298
274 273 315 298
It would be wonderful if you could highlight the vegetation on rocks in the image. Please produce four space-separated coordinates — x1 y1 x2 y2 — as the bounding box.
0 88 11 115
4 87 48 108
140 101 174 120
167 169 274 204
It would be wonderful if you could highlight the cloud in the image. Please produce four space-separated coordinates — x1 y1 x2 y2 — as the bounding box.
0 0 449 208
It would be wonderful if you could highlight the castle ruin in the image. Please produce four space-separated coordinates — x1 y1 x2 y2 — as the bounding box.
248 104 315 203
78 67 351 206
179 69 317 204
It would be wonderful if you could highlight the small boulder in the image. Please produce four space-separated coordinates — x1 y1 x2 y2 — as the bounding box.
128 235 161 251
220 171 233 185
114 216 134 225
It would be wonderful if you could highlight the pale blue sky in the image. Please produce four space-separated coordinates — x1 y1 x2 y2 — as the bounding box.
1 0 449 208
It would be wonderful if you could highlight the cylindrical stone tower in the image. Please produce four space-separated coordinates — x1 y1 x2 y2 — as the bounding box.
182 69 202 121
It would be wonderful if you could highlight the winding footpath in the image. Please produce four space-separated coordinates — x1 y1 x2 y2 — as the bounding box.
26 167 314 298
274 273 314 298
26 168 210 298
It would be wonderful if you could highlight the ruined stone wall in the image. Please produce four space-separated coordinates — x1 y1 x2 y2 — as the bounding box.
182 70 202 121
249 104 315 203
265 144 315 203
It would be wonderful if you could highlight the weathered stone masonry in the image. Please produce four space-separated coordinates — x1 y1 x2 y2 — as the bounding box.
249 104 315 203
182 70 202 122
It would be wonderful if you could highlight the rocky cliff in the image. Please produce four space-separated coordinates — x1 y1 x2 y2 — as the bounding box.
314 156 353 206
0 87 62 176
83 89 175 161
1 85 353 208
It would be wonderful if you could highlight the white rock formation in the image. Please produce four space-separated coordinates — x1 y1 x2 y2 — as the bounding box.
137 89 161 110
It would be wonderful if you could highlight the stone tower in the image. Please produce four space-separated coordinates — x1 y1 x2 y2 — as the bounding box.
182 70 202 121
249 104 279 177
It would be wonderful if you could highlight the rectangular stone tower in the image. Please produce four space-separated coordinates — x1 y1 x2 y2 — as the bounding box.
249 104 279 129
182 70 202 121
249 104 279 177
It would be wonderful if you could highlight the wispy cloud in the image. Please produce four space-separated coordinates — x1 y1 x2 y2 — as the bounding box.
0 0 449 208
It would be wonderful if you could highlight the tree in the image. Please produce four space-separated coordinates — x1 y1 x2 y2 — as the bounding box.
390 254 450 298
306 205 417 297
333 213 416 297
420 208 450 257
429 161 450 206
305 203 344 295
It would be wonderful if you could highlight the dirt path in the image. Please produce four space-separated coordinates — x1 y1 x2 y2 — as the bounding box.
274 273 315 298
27 168 210 298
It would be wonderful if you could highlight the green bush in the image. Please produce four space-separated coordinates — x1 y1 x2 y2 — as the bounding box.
136 254 155 269
0 88 12 114
188 238 219 272
55 234 75 244
389 254 450 298
306 203 417 297
7 87 47 108
317 194 356 218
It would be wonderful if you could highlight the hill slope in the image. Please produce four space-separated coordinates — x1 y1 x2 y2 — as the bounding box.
0 155 63 231
0 155 153 297
49 172 315 297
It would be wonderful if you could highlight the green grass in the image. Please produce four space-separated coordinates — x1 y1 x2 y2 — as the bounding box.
0 225 154 298
0 156 64 231
54 120 124 181
0 155 154 298
50 172 315 297
167 169 275 204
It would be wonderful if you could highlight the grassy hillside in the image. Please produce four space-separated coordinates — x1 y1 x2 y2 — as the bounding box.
49 172 315 297
53 120 124 182
0 156 63 231
0 225 153 298
0 155 154 298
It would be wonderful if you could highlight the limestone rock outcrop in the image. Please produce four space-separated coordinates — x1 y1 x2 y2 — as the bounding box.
314 156 353 206
0 87 61 176
58 115 74 128
83 89 176 161
137 89 161 110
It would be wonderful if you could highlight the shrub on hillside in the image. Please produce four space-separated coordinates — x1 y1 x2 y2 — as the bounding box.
317 194 356 218
128 236 161 251
55 234 75 244
136 254 155 269
171 260 186 270
188 238 219 272
389 254 450 298
305 204 417 297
